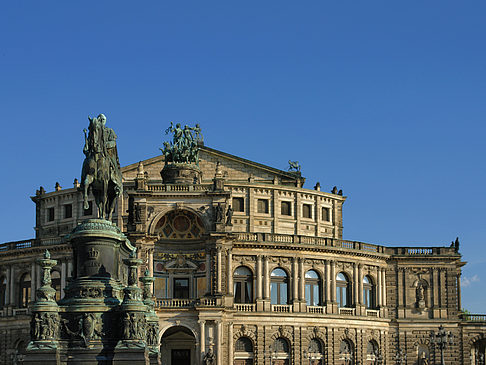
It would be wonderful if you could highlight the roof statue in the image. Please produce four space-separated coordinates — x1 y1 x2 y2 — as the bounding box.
288 160 301 172
80 113 123 220
161 122 203 165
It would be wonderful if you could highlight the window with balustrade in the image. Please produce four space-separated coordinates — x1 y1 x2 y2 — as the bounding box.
336 272 351 308
234 337 254 365
305 270 321 306
271 268 289 305
0 276 6 308
234 266 253 304
19 273 31 308
339 339 354 364
306 338 324 365
272 337 290 365
363 275 375 309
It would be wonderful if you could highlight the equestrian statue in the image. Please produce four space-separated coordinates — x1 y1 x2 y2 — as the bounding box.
80 114 123 220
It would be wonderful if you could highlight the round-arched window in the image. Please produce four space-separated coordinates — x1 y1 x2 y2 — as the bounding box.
305 270 321 306
271 268 289 305
336 272 350 308
234 266 253 304
363 275 375 309
19 273 31 308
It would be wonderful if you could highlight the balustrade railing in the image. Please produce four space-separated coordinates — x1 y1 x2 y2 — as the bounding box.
155 298 194 308
366 309 379 317
272 304 292 313
339 307 355 316
461 313 486 322
307 306 325 314
235 303 256 312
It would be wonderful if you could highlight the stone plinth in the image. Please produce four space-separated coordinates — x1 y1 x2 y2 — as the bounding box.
160 163 201 184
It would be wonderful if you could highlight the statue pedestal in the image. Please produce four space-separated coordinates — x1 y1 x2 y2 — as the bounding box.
112 345 149 364
161 163 201 184
23 347 59 365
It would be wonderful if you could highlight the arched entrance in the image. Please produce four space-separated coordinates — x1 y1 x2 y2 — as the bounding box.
160 326 197 365
471 339 486 365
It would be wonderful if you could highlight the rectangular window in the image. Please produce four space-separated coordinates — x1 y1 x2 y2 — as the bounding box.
302 204 312 218
83 201 93 216
257 199 269 214
281 201 291 216
322 207 330 221
47 207 55 222
173 278 190 299
233 197 244 212
64 204 72 219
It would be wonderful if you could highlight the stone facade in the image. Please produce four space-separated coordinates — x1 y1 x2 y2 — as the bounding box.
0 144 485 364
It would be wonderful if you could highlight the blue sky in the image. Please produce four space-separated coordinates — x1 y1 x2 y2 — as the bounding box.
1 2 485 311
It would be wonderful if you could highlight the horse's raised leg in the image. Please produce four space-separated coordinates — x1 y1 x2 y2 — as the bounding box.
83 175 93 210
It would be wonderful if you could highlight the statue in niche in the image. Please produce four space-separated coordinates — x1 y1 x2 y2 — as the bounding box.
81 113 123 220
415 280 426 310
203 347 216 365
134 203 142 223
214 203 223 223
419 352 429 365
226 205 233 226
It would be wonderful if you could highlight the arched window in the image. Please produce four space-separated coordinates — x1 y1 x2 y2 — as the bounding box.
273 337 290 364
234 266 253 304
19 273 31 308
339 339 354 364
51 270 61 301
270 268 289 305
336 272 350 308
235 337 254 364
306 338 324 365
305 270 321 306
0 276 6 308
363 275 375 309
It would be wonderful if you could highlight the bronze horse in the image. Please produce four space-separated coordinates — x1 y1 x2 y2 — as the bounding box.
80 114 122 220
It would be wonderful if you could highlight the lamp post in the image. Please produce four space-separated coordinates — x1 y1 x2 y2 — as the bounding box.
430 325 454 365
394 348 407 365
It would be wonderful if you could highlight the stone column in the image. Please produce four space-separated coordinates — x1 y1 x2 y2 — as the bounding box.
228 322 233 363
381 268 386 307
358 264 363 305
216 320 222 365
36 264 41 289
61 260 67 299
353 263 359 306
227 249 233 295
30 262 36 302
148 248 154 277
377 266 382 307
217 247 222 294
67 260 73 278
292 258 298 303
457 273 462 311
299 258 305 302
9 265 15 305
263 256 270 300
256 255 262 300
325 260 330 304
330 260 336 302
206 250 211 294
199 320 206 362
432 268 439 312
5 266 10 306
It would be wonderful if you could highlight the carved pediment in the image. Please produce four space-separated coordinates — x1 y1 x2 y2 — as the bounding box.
165 254 198 273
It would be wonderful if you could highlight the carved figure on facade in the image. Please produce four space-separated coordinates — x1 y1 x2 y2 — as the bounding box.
203 347 216 365
214 203 223 223
122 312 146 340
225 205 233 226
81 113 123 220
146 323 159 346
161 122 203 165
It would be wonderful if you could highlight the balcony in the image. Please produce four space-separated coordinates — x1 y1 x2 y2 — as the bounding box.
461 313 486 322
366 309 379 317
307 306 326 314
155 299 195 308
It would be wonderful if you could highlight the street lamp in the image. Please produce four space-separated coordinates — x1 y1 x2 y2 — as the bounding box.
430 325 454 365
394 348 407 365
